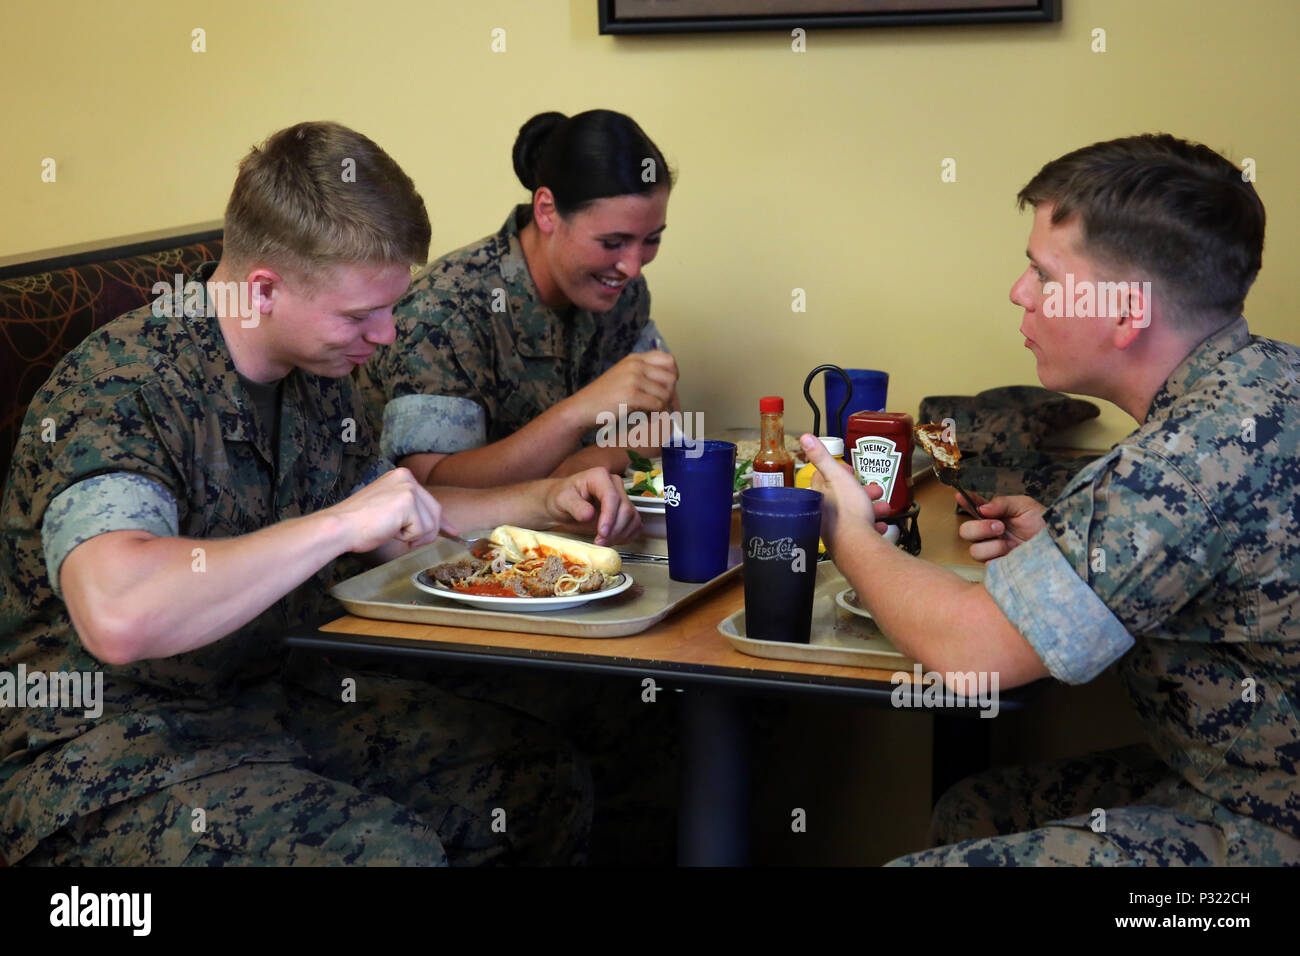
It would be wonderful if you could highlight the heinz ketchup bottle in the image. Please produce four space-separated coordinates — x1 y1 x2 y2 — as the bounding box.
844 410 914 518
752 396 795 487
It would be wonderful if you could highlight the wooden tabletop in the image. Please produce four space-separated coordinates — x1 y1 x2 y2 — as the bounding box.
312 475 983 689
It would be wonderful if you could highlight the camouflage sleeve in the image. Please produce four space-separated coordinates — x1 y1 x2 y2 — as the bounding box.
985 445 1234 681
41 473 179 598
25 367 190 596
347 456 397 496
378 394 487 460
1040 446 1232 634
984 530 1134 684
360 278 498 456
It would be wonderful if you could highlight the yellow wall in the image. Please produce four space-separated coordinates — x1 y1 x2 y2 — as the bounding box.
4 0 1298 446
6 0 1292 864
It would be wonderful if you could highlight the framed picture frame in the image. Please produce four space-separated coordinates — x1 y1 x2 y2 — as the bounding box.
598 0 1060 34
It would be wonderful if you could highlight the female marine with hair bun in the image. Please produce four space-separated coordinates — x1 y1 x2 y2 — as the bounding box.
359 109 678 487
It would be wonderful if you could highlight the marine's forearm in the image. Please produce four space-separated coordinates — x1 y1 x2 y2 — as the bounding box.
549 444 630 478
61 514 351 665
420 401 589 487
832 525 1047 687
430 480 557 535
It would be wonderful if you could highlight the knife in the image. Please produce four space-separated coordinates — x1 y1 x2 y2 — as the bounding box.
616 551 671 564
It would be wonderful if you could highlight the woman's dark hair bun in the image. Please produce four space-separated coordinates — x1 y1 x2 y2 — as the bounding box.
511 109 672 216
512 112 568 191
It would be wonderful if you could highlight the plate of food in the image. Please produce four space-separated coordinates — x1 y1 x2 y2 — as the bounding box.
624 450 746 533
413 526 634 611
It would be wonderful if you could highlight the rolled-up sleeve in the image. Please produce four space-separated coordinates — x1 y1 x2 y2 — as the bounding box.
379 393 487 460
984 530 1134 684
41 473 180 598
984 443 1235 683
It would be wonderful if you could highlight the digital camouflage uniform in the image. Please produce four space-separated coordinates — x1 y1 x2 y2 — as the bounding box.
893 318 1300 866
354 209 680 862
0 264 591 866
356 205 663 461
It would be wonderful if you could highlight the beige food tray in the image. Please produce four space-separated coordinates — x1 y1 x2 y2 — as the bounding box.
330 533 742 638
718 561 984 669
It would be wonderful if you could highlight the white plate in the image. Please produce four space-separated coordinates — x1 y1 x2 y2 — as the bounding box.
628 491 740 538
834 587 877 621
411 569 634 612
626 490 742 515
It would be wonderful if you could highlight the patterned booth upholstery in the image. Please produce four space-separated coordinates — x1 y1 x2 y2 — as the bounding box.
0 231 223 867
0 231 223 481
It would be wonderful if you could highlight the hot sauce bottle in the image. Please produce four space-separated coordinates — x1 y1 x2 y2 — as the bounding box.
844 411 914 518
752 396 795 487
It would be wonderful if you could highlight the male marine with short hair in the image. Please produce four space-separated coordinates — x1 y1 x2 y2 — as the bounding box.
0 121 638 866
806 133 1299 865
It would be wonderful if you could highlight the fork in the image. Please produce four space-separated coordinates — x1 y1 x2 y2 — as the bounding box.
931 463 986 522
438 530 496 559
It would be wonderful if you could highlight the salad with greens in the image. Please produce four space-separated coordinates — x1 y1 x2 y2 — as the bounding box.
625 450 752 497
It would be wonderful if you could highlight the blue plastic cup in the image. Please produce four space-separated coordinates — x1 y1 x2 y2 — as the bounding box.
739 487 823 643
662 440 737 582
825 369 889 439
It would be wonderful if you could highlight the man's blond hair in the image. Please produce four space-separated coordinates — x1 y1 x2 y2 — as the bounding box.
223 121 430 284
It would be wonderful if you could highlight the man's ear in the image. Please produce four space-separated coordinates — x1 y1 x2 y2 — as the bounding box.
1112 281 1151 350
532 187 558 235
245 267 282 319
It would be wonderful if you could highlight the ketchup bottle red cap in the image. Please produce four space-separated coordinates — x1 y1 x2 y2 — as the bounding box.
759 396 783 413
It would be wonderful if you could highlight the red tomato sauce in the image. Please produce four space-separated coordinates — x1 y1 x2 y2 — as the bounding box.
454 582 519 597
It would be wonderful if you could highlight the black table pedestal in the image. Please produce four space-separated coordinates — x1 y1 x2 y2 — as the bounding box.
677 687 751 866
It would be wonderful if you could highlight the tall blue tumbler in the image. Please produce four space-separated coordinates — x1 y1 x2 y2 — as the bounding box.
740 487 823 643
825 369 889 440
662 440 737 582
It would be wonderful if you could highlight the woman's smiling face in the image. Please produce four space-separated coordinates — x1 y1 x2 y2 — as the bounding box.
538 188 669 312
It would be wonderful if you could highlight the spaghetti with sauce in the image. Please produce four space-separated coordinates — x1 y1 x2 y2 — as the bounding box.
425 529 622 599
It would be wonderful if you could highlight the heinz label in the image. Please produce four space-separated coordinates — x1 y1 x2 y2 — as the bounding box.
851 436 902 502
